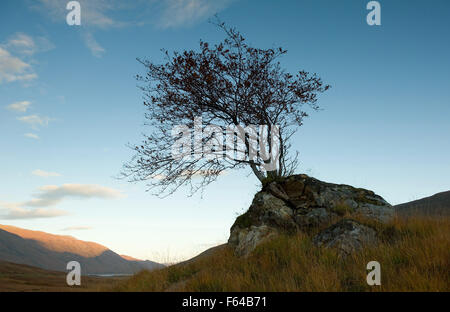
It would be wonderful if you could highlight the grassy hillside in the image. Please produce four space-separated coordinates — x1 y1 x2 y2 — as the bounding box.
0 261 124 292
113 216 449 292
395 191 450 216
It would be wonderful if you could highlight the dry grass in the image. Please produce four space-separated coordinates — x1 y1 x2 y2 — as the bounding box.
113 216 449 292
0 261 125 292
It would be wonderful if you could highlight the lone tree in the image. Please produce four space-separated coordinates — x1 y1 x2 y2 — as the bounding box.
121 21 330 196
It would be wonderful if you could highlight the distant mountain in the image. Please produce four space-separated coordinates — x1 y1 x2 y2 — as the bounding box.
120 254 141 261
0 225 164 275
395 191 450 216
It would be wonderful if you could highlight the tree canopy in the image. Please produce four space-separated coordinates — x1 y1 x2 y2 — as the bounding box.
121 20 330 196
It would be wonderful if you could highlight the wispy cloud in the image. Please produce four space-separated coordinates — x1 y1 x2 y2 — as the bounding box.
0 33 53 84
24 133 39 140
0 47 37 83
32 169 62 178
25 184 126 208
35 0 120 29
17 114 51 129
34 0 235 56
0 201 68 220
0 184 125 220
1 33 55 137
81 32 105 58
5 33 35 55
60 226 93 231
6 100 31 112
4 33 55 56
34 1 124 57
36 0 234 28
158 0 234 28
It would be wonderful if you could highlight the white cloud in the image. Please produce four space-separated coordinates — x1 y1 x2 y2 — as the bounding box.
0 201 68 220
6 100 31 112
17 114 51 129
60 226 93 231
4 208 69 219
24 133 39 139
0 33 53 84
82 32 105 58
0 47 37 83
25 184 126 207
32 169 62 178
0 184 125 220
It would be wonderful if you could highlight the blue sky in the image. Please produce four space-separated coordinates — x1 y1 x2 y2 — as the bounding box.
0 0 449 262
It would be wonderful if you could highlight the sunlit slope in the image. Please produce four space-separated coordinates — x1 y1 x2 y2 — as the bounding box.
0 225 164 274
0 224 107 257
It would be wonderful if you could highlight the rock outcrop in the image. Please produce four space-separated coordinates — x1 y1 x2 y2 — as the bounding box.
312 219 378 256
228 174 393 256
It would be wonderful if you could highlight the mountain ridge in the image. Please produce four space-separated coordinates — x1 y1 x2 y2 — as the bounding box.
0 224 164 274
395 190 450 216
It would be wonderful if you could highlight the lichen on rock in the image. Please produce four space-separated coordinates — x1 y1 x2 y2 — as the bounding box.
228 174 394 256
312 219 378 256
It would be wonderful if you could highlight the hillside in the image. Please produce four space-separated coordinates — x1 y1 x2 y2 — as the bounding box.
0 225 108 257
113 175 449 292
0 260 124 292
395 191 450 216
114 216 450 292
0 225 164 275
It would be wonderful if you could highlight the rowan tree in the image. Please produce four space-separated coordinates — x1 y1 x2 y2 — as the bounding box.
121 21 330 196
